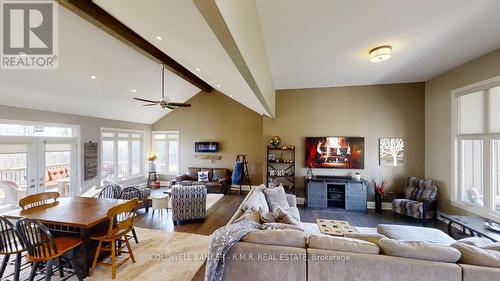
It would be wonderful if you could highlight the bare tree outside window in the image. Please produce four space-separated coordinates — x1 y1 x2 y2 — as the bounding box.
379 138 405 166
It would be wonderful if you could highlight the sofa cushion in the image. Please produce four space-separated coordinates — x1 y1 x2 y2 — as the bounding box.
458 237 495 248
179 180 194 186
308 235 380 254
452 242 500 268
404 176 438 201
212 168 227 181
378 238 461 263
241 187 269 212
377 224 456 245
186 168 200 180
285 206 300 221
484 242 500 251
275 208 301 227
264 186 290 212
344 232 387 244
242 229 307 248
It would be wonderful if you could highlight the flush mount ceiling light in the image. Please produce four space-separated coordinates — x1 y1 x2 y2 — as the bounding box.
369 45 392 63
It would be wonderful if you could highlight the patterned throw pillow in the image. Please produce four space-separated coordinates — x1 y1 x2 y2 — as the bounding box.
234 209 261 224
274 208 302 227
197 171 209 182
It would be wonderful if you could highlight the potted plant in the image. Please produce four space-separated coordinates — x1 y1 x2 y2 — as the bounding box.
147 152 158 173
370 177 388 213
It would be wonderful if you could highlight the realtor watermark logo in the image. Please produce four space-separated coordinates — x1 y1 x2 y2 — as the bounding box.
1 0 58 69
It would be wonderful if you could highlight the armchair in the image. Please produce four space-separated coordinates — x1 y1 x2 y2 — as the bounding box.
171 185 206 225
392 176 438 225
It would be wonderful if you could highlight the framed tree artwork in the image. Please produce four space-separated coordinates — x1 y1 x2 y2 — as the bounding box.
379 138 405 167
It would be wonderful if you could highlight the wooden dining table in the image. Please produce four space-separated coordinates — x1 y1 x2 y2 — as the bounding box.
4 196 127 277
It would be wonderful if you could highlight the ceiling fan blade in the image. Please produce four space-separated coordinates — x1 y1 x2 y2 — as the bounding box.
134 97 158 103
166 105 176 110
142 103 157 107
167 102 191 107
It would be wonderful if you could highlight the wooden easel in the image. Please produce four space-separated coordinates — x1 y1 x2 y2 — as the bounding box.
235 155 251 195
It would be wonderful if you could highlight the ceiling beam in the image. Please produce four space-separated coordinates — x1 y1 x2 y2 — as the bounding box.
57 0 213 93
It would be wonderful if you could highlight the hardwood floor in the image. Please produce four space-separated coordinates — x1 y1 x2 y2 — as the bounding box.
136 192 449 235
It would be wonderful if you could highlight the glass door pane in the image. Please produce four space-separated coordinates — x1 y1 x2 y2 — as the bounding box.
0 140 33 212
40 139 76 197
460 139 484 207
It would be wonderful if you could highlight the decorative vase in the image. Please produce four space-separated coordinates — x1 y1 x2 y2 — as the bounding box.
148 161 156 173
375 193 383 213
270 136 281 147
306 167 313 180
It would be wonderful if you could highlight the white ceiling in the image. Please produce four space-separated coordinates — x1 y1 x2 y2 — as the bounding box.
94 0 268 116
256 0 500 89
0 6 200 124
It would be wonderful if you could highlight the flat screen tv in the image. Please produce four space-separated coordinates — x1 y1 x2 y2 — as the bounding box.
305 137 364 169
195 142 219 153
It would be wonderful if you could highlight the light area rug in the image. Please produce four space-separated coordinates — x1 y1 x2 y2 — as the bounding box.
88 227 209 281
206 193 224 210
2 227 209 281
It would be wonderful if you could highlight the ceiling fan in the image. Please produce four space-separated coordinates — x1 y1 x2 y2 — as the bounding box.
134 65 191 110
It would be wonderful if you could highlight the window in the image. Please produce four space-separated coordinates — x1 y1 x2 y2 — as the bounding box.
101 129 143 182
453 80 500 218
153 131 179 175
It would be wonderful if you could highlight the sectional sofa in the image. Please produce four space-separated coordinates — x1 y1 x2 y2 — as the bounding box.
219 185 500 281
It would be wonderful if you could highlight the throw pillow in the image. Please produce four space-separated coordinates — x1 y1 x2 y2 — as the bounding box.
262 222 304 232
259 210 277 223
197 171 209 182
452 242 500 268
378 238 461 263
233 208 261 224
483 242 500 251
263 185 289 212
274 208 301 227
308 235 380 254
241 188 270 213
458 237 495 248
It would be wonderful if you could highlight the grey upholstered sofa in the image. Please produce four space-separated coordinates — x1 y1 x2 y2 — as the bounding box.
171 185 207 224
214 184 500 281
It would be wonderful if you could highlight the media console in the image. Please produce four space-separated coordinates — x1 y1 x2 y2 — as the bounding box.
305 176 367 212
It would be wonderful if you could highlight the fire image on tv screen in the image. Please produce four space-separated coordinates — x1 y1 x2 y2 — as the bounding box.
305 137 364 169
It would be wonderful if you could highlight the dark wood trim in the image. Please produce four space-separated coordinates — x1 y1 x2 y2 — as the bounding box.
58 0 213 93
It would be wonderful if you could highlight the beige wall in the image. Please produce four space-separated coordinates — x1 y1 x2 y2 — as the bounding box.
0 105 152 192
264 83 426 198
425 48 500 214
152 90 264 184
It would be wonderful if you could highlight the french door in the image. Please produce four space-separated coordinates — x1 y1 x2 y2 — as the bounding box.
0 137 77 210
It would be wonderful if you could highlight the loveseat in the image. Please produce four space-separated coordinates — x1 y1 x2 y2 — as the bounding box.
212 185 500 281
175 167 231 194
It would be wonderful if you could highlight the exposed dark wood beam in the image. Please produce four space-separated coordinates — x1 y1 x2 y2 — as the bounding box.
58 0 213 93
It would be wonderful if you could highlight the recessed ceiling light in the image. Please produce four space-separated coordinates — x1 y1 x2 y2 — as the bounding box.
131 89 137 93
156 35 162 41
369 45 392 63
90 75 97 80
195 68 201 72
216 84 221 88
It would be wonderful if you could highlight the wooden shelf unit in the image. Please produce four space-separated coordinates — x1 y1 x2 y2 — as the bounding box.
267 146 296 194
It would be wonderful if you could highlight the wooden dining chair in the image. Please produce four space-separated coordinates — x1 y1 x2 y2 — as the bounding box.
119 187 142 244
97 184 122 199
16 218 83 281
0 216 26 281
18 192 60 211
90 199 138 279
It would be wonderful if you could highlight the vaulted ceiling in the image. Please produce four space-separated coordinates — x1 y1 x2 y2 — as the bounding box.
256 0 500 89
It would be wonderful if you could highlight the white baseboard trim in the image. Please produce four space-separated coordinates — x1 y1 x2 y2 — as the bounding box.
230 185 251 191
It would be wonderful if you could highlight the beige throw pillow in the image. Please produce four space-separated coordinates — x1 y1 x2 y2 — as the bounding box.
452 242 500 268
241 188 270 213
263 186 289 212
308 235 380 254
458 237 494 248
378 238 461 263
274 208 301 227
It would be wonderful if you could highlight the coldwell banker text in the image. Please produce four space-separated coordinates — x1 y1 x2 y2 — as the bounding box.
1 0 58 69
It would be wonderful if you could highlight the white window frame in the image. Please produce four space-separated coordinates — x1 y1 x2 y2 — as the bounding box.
152 131 179 176
100 128 144 183
451 75 500 221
